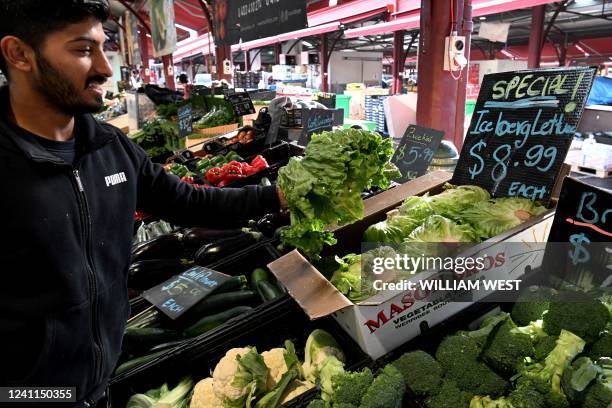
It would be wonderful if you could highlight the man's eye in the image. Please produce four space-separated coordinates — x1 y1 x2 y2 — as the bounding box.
78 49 92 55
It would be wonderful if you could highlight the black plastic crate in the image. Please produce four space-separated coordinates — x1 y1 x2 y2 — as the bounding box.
108 296 372 407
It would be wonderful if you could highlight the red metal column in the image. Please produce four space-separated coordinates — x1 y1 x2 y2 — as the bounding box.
215 45 233 81
453 0 473 151
138 26 150 83
245 51 251 71
392 30 404 94
274 43 281 65
528 5 545 68
416 0 464 143
320 33 329 92
162 54 175 89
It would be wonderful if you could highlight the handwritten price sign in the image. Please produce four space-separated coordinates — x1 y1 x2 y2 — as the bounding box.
452 67 597 206
392 124 443 183
544 177 611 290
178 104 193 138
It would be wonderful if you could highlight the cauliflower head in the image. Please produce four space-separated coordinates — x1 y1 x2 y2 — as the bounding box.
262 348 289 390
190 378 223 408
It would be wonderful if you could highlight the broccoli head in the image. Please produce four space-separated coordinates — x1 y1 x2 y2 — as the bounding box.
542 291 610 344
513 330 586 408
360 364 405 408
560 356 599 405
589 332 612 361
307 399 326 408
534 335 558 361
424 380 473 408
511 286 555 326
392 350 443 397
482 320 535 378
508 380 546 408
331 367 374 406
469 395 513 408
582 381 612 408
436 334 508 397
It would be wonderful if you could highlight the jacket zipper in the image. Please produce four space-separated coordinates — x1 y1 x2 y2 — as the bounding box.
73 169 104 383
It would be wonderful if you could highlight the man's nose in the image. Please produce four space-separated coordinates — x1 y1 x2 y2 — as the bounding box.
93 51 113 79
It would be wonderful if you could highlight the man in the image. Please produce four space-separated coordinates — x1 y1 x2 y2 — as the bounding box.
0 1 285 406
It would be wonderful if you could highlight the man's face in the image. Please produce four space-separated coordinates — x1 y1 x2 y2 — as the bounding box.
31 17 112 115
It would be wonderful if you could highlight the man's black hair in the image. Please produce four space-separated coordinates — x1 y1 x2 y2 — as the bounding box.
0 0 110 80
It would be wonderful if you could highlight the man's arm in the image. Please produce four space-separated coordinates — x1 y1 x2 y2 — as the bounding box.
135 149 282 228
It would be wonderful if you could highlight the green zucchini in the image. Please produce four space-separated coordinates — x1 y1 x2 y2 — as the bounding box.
185 290 257 318
183 305 253 338
217 275 248 293
123 327 182 350
114 350 166 376
256 280 282 302
251 268 269 286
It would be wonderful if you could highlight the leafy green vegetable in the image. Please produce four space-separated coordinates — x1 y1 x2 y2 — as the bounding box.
132 118 183 158
194 105 235 129
459 197 547 239
278 128 399 257
329 254 364 303
126 376 193 408
405 215 479 244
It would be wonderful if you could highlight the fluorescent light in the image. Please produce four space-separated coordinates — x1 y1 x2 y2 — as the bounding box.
302 40 313 47
342 49 357 52
501 49 514 58
575 43 589 56
479 16 487 20
146 34 151 38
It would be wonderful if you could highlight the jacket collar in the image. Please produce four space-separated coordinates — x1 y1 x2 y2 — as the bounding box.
0 86 116 165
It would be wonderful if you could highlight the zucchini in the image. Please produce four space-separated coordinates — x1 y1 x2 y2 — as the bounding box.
251 268 271 302
217 275 248 293
183 305 253 338
256 280 282 302
184 290 257 320
148 339 189 353
114 350 166 376
181 227 245 250
123 327 182 350
194 231 262 266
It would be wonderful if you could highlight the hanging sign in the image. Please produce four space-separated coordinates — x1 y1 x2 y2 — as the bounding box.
391 124 444 183
451 67 597 206
143 266 231 320
226 91 256 116
544 177 612 289
150 0 178 57
238 0 308 42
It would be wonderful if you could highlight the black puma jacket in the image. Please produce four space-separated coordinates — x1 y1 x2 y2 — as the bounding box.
0 87 279 406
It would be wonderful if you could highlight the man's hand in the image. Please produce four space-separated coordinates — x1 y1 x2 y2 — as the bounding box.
277 185 288 210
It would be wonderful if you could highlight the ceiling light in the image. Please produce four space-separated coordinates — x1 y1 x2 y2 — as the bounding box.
302 40 313 47
479 16 487 20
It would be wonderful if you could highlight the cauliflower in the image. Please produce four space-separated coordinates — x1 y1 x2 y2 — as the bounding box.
280 380 315 404
190 378 223 408
212 347 269 407
262 348 289 390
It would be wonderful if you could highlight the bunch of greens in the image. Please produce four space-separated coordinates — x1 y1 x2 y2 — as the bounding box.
278 128 400 258
194 105 235 129
132 118 183 158
126 376 193 408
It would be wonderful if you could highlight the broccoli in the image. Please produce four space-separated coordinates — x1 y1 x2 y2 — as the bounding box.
302 329 346 403
511 286 556 326
424 380 473 408
469 395 513 408
534 335 558 361
508 380 546 408
482 320 536 377
360 364 405 408
460 312 511 347
542 291 610 344
560 356 600 405
307 399 326 408
582 381 612 408
334 404 357 408
436 334 508 397
513 330 586 408
392 351 443 397
331 367 374 406
589 332 612 361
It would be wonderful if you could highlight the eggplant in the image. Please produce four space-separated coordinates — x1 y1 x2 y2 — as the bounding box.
128 258 192 290
194 231 263 266
181 227 246 251
131 232 185 262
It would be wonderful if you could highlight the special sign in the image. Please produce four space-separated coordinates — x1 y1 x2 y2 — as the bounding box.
452 67 597 206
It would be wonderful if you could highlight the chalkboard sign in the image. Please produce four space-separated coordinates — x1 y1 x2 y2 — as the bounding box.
298 108 335 146
452 67 597 206
142 266 231 320
192 86 212 97
391 124 444 182
178 104 193 138
544 177 611 289
313 92 336 109
226 91 256 117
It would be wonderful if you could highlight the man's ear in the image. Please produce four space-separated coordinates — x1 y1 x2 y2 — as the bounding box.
0 36 35 75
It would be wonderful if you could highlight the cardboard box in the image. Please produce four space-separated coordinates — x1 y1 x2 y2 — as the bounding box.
268 171 556 358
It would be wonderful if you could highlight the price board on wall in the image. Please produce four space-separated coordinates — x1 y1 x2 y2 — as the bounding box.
452 67 597 206
391 124 444 182
226 91 256 117
544 177 612 289
143 266 231 320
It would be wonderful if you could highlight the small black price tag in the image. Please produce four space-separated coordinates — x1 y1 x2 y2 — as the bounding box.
178 104 193 138
543 177 612 288
391 124 444 182
142 266 231 320
452 67 597 206
298 108 335 146
226 91 256 117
